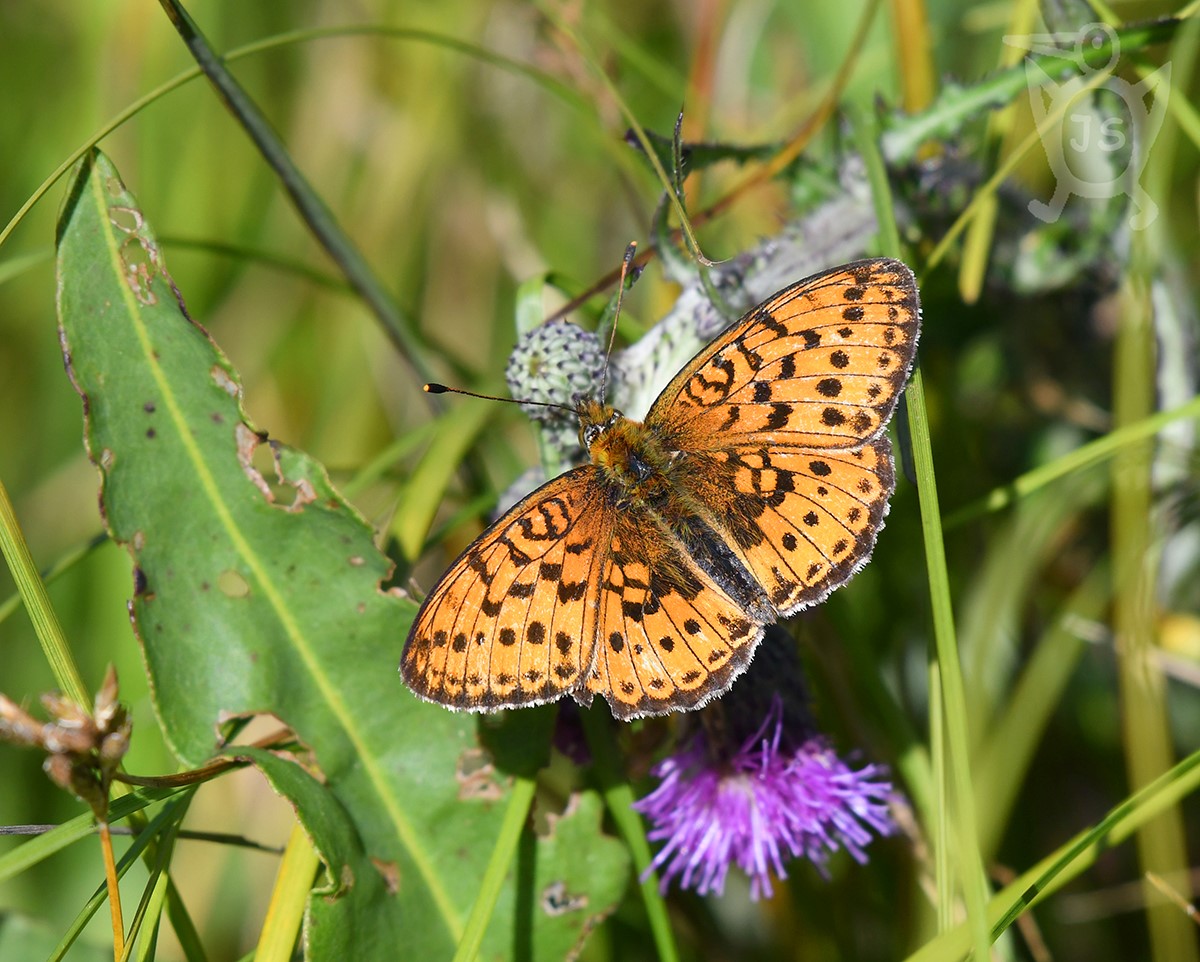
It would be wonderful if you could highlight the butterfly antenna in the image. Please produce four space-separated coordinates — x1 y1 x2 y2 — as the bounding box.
424 383 576 416
598 241 638 403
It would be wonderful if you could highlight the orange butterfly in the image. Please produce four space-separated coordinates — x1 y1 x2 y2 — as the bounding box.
402 258 920 720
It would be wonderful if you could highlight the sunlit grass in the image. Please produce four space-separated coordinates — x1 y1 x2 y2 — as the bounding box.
1 2 1197 960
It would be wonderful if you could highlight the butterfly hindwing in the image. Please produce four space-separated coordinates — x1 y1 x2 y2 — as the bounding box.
672 438 897 615
580 510 769 720
648 258 920 451
402 468 611 711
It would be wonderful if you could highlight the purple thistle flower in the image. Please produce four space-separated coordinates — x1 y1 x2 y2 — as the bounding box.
633 694 896 900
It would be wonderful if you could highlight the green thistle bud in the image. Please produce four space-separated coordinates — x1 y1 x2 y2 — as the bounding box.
506 320 604 461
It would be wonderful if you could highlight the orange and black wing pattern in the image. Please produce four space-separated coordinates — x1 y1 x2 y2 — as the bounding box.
646 258 919 616
580 508 771 720
669 440 896 615
401 469 612 711
647 258 920 452
403 258 921 718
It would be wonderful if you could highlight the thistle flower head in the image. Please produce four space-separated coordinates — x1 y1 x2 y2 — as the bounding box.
633 634 897 900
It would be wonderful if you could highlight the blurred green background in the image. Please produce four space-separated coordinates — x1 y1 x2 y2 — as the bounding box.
2 1 1199 959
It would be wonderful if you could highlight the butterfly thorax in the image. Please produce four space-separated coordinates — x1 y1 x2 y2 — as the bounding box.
577 396 772 622
577 397 675 505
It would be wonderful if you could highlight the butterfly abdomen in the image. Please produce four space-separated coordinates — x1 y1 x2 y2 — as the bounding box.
586 414 774 626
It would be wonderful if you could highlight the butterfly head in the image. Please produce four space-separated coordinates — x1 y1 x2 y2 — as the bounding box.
576 396 670 496
576 397 623 451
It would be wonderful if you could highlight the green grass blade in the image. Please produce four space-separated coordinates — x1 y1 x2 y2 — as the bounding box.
254 824 319 962
0 475 87 705
974 563 1110 857
854 108 992 956
453 775 538 962
905 747 1200 961
945 394 1200 525
1110 243 1196 961
155 0 431 382
581 708 679 962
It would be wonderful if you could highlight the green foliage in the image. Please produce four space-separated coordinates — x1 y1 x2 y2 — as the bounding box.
52 148 629 959
1 3 1198 961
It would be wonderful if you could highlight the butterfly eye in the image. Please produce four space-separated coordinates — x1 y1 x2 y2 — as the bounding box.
582 424 602 447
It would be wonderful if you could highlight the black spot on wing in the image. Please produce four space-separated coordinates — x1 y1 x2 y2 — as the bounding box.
756 309 788 335
766 403 792 430
557 580 587 602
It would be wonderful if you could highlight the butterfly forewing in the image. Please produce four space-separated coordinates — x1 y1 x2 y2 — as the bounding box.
402 469 612 711
648 259 920 451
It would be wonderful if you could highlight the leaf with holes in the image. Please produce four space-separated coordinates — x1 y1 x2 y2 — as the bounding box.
55 148 629 959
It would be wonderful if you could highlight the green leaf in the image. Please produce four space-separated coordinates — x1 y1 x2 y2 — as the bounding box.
523 790 629 961
215 747 359 899
55 148 628 959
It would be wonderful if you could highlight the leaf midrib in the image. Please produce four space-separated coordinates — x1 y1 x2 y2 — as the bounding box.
85 166 461 941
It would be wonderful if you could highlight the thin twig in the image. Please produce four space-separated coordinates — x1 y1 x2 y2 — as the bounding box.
99 821 124 962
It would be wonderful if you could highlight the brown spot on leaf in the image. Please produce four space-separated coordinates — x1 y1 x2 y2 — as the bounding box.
456 747 503 801
540 879 588 915
370 858 395 894
211 365 240 397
